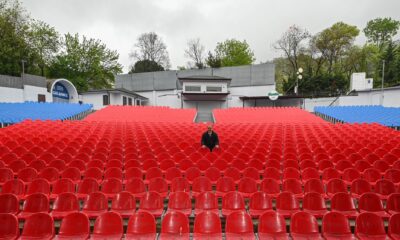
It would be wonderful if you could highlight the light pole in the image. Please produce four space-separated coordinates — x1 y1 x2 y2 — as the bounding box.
21 60 27 75
295 67 303 95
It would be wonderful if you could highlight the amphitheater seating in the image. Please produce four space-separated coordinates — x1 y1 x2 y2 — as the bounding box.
0 106 399 238
0 102 92 125
314 105 400 127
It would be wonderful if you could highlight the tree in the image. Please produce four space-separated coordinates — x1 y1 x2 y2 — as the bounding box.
205 51 222 68
28 20 60 76
273 25 310 76
0 0 32 76
364 17 400 50
214 39 255 67
130 32 170 70
314 22 360 75
129 59 164 73
184 38 205 69
48 33 122 92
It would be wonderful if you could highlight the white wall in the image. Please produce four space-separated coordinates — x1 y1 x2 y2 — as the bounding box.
24 85 52 102
228 85 275 108
304 97 336 111
137 90 182 108
82 94 106 110
0 87 24 102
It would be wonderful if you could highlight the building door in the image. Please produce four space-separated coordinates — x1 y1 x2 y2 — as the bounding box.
38 94 46 102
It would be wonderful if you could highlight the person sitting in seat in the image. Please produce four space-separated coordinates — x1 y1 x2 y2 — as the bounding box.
201 125 219 152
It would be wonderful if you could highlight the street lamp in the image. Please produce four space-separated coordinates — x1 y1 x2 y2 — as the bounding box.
295 67 303 95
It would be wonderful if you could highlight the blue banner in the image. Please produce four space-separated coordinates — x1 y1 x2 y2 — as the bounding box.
52 82 70 100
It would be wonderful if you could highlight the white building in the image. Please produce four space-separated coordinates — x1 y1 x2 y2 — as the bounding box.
0 74 79 103
81 88 148 110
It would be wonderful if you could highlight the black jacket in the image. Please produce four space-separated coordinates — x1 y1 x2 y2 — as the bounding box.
201 131 219 148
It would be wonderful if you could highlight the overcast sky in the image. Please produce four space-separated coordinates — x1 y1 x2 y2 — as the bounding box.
21 0 400 73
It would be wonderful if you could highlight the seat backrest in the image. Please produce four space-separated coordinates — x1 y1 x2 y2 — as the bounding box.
23 193 49 212
276 192 299 210
291 212 319 234
104 167 123 180
21 213 54 238
39 167 59 183
260 178 281 194
225 211 253 234
216 177 236 193
356 212 386 237
125 178 146 194
93 212 123 237
194 211 221 234
195 192 218 210
375 179 396 196
77 177 99 194
222 192 245 210
127 211 156 236
26 178 50 195
111 191 136 211
165 167 182 181
83 192 108 211
170 177 190 193
389 213 400 239
18 167 38 183
2 179 25 196
282 178 303 194
101 178 123 194
139 191 163 210
331 192 356 211
249 192 272 211
84 167 103 181
322 212 351 236
258 211 286 235
238 177 258 193
53 192 79 212
0 213 19 239
387 193 400 213
58 212 89 238
358 192 384 212
0 193 19 214
350 179 372 195
304 178 325 194
168 191 191 210
192 177 212 193
52 178 75 194
61 167 81 182
161 211 189 234
326 178 347 194
148 177 168 194
0 168 14 183
303 192 326 210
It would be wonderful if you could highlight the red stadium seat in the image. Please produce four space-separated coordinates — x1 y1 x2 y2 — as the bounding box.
111 191 136 218
170 177 190 193
50 178 75 200
192 177 212 197
193 211 222 240
389 213 400 240
260 178 281 198
38 167 59 184
160 211 190 240
100 178 122 199
148 177 168 198
0 168 14 187
350 179 372 199
0 213 19 239
57 212 90 239
167 191 192 216
48 160 66 171
304 178 325 195
145 167 163 184
242 167 261 182
185 167 202 184
358 193 390 219
301 167 320 182
248 192 273 218
225 211 255 240
342 168 361 186
2 179 25 199
283 167 300 180
326 178 347 198
18 167 37 184
355 212 387 240
0 194 19 215
138 191 164 217
165 167 182 184
61 167 81 184
290 212 322 239
76 177 99 200
335 160 353 172
224 167 242 183
125 178 146 198
84 167 103 183
387 193 400 215
263 167 281 181
331 192 358 219
82 192 108 219
204 167 221 185
126 211 157 240
322 212 354 240
216 177 236 198
375 179 396 200
374 160 390 174
8 160 27 175
363 168 382 186
384 169 400 186
276 192 300 218
238 177 258 198
20 213 54 240
258 211 288 239
303 192 328 218
194 191 219 216
104 167 123 181
92 212 123 240
322 168 340 184
222 192 246 217
282 178 303 199
50 192 79 220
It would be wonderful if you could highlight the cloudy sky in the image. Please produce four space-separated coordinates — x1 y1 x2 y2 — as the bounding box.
21 0 400 73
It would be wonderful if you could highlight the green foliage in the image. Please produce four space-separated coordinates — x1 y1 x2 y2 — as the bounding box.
129 59 164 73
205 51 222 68
364 17 400 50
48 33 122 92
214 39 255 67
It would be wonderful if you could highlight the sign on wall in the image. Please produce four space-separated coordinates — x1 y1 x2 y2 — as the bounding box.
268 90 280 101
52 82 70 99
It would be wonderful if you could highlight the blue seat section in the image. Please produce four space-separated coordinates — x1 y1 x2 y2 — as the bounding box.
314 105 400 127
0 102 92 124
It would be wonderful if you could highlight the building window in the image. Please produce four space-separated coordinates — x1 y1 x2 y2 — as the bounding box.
185 85 201 92
123 96 127 105
136 99 141 106
38 94 46 102
206 86 222 92
103 95 109 105
128 98 132 105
